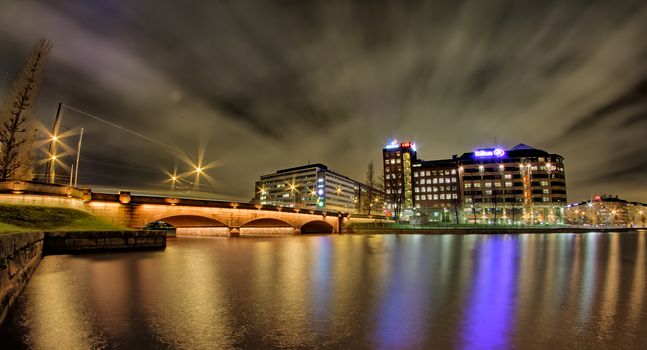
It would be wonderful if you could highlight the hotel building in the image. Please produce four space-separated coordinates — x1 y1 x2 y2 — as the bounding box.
254 163 384 214
382 141 568 224
458 144 567 225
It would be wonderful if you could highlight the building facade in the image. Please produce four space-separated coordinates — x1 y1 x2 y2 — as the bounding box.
565 195 646 228
458 144 567 225
412 159 461 223
383 140 417 219
382 141 568 224
254 163 384 214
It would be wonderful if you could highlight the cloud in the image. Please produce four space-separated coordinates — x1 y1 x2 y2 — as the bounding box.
0 0 646 202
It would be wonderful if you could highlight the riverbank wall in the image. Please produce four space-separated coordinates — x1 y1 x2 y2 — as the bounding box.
0 232 43 325
0 230 165 325
349 227 642 234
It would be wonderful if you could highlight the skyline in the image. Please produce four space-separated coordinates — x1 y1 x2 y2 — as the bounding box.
1 0 646 203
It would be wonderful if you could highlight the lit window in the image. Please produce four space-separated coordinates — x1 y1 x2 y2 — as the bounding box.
426 171 431 176
420 187 426 193
421 195 427 200
439 178 445 184
504 174 512 179
433 194 438 200
543 189 550 194
451 169 456 175
440 194 445 200
420 179 426 185
474 183 481 188
414 172 418 177
485 190 492 195
433 178 438 184
415 195 420 200
495 182 501 187
543 197 550 202
485 182 492 187
428 187 433 192
415 187 419 193
445 178 450 183
451 178 456 183
505 182 512 187
452 194 458 199
465 183 472 188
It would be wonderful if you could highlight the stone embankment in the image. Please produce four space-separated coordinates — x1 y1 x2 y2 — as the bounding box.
0 230 165 325
0 232 43 325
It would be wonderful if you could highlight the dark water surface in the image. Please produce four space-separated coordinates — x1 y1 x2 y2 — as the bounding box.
1 232 646 349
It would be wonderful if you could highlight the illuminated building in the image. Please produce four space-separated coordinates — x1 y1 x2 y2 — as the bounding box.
382 140 417 219
254 163 384 214
412 159 461 223
457 144 566 225
382 141 567 224
565 195 646 228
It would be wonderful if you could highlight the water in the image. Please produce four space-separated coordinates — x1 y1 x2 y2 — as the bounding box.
1 232 646 349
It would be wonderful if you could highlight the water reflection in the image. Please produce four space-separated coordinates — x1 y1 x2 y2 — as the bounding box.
1 232 646 349
461 236 518 349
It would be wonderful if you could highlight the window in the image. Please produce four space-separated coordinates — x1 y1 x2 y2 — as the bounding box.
445 178 451 183
421 195 427 200
485 190 492 195
452 194 458 199
540 181 549 186
485 182 492 187
474 183 481 188
390 159 395 164
414 187 419 193
451 169 456 175
396 159 401 164
504 174 512 179
415 195 420 200
445 170 450 175
542 197 550 202
465 183 472 188
433 194 439 200
420 187 425 193
543 189 550 194
495 182 501 187
420 179 426 185
414 172 418 177
440 194 445 200
505 182 512 187
433 178 438 184
426 171 431 176
465 198 473 203
451 178 457 183
430 187 435 192
439 178 445 184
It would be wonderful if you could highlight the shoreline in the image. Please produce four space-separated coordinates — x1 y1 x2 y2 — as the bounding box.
348 227 644 235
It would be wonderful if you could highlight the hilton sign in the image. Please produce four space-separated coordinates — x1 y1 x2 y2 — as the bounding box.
474 148 506 158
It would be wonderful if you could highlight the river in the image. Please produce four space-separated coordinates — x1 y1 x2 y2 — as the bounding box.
1 232 646 349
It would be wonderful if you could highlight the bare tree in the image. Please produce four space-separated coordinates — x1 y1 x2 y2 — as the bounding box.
0 39 51 180
366 161 374 215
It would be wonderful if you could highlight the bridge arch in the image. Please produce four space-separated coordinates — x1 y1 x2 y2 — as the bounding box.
300 220 334 234
241 218 295 236
145 215 229 237
146 215 228 228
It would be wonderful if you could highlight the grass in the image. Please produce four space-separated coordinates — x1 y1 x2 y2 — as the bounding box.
0 204 127 233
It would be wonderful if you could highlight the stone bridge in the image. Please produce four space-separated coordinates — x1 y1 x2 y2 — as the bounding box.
86 192 345 236
1 181 392 236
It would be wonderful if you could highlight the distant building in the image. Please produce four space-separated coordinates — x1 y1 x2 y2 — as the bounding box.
254 163 384 214
565 195 646 228
381 141 568 224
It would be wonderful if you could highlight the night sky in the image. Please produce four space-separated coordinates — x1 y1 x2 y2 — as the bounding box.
1 0 646 203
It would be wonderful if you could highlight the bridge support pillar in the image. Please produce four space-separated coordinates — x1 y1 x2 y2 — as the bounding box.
294 227 300 235
228 227 240 237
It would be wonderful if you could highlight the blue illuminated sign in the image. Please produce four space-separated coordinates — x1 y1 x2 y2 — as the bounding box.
475 148 506 158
